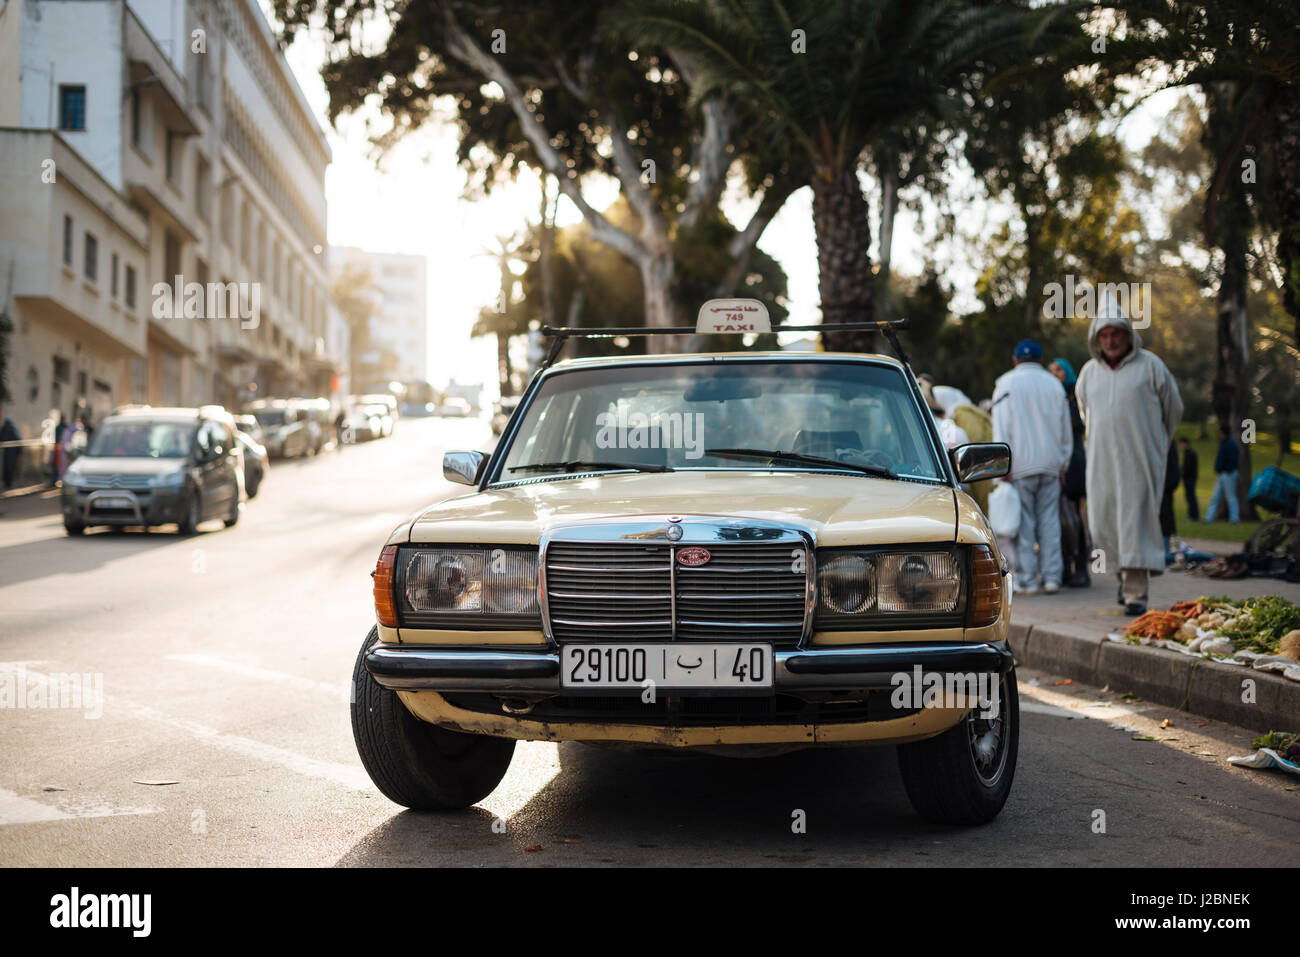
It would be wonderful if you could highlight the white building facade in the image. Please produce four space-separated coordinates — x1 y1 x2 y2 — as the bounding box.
331 246 428 384
0 0 347 478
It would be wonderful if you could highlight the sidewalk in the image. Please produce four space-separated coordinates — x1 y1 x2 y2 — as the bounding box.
1009 569 1300 733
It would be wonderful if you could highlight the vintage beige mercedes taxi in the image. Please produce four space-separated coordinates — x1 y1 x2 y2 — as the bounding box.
352 306 1016 824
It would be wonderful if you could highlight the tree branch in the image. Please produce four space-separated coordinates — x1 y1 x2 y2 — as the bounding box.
672 49 734 231
601 104 670 248
715 178 796 295
441 11 646 264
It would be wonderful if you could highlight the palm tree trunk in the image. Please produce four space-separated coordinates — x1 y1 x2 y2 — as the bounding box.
876 149 898 324
812 168 875 352
1274 84 1300 346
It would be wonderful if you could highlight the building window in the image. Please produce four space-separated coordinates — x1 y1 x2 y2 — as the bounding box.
125 266 137 308
111 253 119 297
164 230 181 283
165 130 179 184
62 215 73 265
130 89 142 148
58 85 86 131
84 232 98 281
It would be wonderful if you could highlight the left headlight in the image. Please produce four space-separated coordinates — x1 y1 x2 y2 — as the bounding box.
816 548 964 625
398 546 539 622
151 469 186 489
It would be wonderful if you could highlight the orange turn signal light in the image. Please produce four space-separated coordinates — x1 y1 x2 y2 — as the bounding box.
373 545 399 628
967 545 1002 627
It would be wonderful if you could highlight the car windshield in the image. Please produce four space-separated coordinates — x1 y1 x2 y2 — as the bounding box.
252 410 286 427
497 360 944 482
86 421 195 459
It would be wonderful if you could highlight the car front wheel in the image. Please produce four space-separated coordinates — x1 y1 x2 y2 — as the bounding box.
178 492 200 535
897 667 1019 825
351 627 515 810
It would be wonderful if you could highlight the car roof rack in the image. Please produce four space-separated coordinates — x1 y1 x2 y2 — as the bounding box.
537 317 914 370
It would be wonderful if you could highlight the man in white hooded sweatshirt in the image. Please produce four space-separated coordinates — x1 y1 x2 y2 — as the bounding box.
1075 299 1182 615
992 339 1073 594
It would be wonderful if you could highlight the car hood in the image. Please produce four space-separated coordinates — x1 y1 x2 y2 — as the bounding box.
70 456 186 476
408 471 957 547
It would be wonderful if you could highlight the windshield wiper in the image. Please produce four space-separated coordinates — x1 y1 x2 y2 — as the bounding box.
704 447 895 480
508 459 675 474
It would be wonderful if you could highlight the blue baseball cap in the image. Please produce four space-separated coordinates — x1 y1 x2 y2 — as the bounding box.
1014 339 1043 362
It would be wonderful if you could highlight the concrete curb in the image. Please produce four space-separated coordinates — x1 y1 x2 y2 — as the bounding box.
1009 622 1300 733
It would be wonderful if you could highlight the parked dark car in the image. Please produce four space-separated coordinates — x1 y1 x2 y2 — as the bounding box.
60 405 243 535
246 400 319 459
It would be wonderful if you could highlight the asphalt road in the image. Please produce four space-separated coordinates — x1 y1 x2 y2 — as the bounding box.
1 416 1297 867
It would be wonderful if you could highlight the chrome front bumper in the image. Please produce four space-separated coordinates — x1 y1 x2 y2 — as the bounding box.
364 641 1013 693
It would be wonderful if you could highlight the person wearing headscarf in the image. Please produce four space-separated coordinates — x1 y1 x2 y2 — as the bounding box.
1074 297 1183 615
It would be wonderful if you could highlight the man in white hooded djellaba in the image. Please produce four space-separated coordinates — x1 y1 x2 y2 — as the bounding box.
1074 296 1183 615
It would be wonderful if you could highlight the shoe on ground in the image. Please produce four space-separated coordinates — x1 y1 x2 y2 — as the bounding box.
1124 601 1147 616
1067 572 1090 588
1016 585 1040 596
1043 582 1060 594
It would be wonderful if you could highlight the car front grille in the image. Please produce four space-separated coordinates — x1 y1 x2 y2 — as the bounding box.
81 473 152 490
544 541 808 646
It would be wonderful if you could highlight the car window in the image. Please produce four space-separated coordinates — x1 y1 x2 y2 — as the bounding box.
497 360 944 481
86 421 195 459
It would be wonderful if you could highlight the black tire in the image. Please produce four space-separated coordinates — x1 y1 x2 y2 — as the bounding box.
64 521 85 536
223 495 239 528
178 492 200 535
247 475 260 498
351 627 515 810
897 667 1019 825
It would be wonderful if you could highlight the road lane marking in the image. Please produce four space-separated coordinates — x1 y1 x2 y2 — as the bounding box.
4 664 373 793
0 787 159 826
165 654 350 699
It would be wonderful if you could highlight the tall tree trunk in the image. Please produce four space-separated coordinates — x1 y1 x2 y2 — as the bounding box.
497 330 513 395
640 249 688 353
1274 84 1300 346
812 168 875 352
876 148 898 324
539 175 557 338
1211 182 1256 521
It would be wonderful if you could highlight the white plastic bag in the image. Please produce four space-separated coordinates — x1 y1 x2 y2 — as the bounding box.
988 481 1021 537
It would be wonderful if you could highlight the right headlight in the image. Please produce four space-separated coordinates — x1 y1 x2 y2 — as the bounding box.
398 546 539 623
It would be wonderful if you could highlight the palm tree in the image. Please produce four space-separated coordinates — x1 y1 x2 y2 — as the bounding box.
617 0 1062 350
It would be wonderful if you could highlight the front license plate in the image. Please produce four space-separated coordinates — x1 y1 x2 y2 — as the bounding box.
96 495 134 509
561 643 773 691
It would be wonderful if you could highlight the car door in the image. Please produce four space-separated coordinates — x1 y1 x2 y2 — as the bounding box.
195 422 231 517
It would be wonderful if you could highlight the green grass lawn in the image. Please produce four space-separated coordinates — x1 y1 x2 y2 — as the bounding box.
1170 427 1300 545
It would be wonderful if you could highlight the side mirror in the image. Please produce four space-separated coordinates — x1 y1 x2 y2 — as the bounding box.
951 443 1011 483
443 450 487 486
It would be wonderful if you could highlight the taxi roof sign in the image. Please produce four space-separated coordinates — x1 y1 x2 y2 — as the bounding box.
695 298 771 335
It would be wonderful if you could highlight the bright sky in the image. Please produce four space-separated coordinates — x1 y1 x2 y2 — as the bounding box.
274 11 1171 401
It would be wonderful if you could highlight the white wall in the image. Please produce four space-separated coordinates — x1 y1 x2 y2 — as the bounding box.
18 0 124 188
